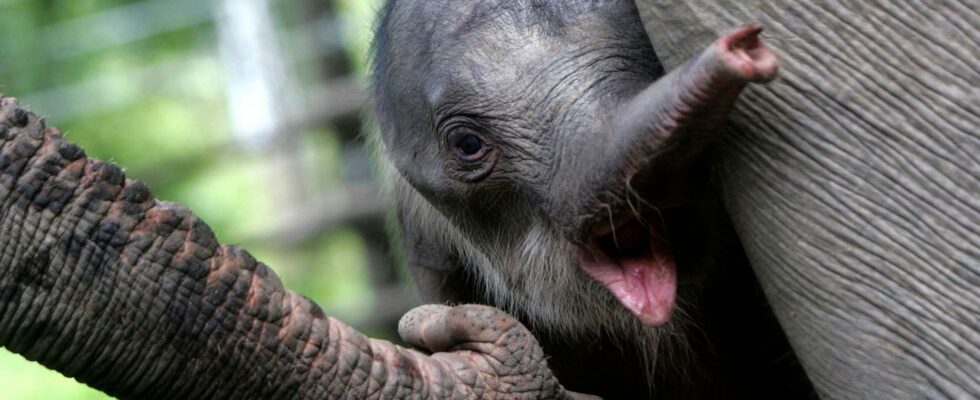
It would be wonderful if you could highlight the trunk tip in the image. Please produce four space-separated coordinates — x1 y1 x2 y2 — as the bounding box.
715 23 780 83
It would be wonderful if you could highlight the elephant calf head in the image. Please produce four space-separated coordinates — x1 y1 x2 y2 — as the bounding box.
372 1 798 398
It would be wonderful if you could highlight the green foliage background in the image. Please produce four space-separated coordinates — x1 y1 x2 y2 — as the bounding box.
0 0 382 398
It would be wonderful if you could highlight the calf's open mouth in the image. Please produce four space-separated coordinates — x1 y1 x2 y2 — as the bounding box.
578 211 677 326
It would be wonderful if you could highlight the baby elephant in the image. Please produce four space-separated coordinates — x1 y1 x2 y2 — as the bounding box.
373 1 800 398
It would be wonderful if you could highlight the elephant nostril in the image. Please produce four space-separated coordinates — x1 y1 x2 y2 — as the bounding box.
717 23 779 82
726 23 764 52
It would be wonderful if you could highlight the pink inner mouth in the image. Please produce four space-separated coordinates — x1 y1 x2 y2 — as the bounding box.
579 216 677 326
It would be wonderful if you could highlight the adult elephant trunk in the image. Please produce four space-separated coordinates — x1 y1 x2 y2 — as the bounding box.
635 1 979 399
0 95 581 399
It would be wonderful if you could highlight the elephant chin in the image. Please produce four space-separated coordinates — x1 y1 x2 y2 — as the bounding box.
0 94 579 400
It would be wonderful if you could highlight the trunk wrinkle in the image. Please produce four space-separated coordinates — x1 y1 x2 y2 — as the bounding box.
0 94 582 399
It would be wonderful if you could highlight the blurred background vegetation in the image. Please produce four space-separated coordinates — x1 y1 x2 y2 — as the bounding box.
0 0 417 398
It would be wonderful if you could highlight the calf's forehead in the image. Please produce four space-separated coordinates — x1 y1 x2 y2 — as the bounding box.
385 1 638 67
385 0 642 107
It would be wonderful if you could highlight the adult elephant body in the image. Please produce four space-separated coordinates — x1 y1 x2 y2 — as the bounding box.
635 1 978 398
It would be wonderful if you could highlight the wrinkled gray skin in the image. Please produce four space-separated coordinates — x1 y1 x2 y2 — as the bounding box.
0 94 596 399
637 1 980 399
373 1 811 398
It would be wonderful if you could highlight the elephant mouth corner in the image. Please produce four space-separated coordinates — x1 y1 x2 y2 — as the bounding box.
577 210 677 327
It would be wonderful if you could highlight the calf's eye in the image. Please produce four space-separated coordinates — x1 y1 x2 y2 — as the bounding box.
457 134 483 156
